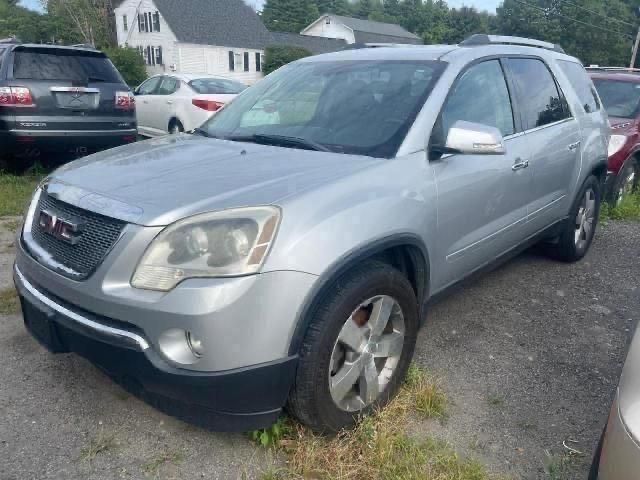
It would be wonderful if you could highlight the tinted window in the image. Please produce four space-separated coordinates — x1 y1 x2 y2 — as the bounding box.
138 76 161 95
592 79 640 119
558 60 599 114
189 78 246 94
12 48 122 83
506 58 570 129
0 48 5 70
200 60 446 158
440 60 514 138
157 76 178 95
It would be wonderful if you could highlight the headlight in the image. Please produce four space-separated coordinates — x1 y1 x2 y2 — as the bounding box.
131 206 280 291
608 134 628 157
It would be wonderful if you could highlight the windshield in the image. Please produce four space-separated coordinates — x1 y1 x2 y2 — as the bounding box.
198 59 446 158
12 48 122 83
592 79 640 118
189 78 246 94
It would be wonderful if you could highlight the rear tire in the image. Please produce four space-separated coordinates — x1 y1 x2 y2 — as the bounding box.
548 175 600 262
612 158 638 206
168 119 184 135
287 260 419 433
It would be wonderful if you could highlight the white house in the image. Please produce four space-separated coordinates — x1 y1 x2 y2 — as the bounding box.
301 14 422 45
114 0 272 84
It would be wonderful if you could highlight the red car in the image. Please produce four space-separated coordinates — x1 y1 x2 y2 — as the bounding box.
588 69 640 204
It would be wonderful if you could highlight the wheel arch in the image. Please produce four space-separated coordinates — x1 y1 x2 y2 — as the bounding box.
168 117 183 132
287 234 430 356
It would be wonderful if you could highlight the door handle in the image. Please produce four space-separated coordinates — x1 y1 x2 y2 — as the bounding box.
512 159 529 171
167 100 173 105
568 141 580 151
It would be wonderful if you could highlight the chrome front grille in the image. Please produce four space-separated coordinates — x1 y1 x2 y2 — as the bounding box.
29 193 126 279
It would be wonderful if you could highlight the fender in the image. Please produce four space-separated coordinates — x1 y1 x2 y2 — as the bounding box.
287 233 431 356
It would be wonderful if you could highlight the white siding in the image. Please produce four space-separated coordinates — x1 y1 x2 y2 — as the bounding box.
302 16 355 43
114 0 178 78
177 44 264 85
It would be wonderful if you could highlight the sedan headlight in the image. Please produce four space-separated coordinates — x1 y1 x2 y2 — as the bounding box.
608 134 628 157
132 206 280 291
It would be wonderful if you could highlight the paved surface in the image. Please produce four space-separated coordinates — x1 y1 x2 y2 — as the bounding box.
1 216 638 479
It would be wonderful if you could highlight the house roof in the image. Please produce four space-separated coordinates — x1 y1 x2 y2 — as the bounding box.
269 32 347 55
318 14 421 43
153 0 273 50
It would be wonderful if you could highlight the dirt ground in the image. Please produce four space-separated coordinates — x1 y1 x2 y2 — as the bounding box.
1 216 637 479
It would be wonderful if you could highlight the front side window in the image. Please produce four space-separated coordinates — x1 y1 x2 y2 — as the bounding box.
557 60 599 114
138 76 161 95
592 78 640 119
0 48 6 70
506 58 570 130
199 60 446 158
438 60 515 142
157 76 178 95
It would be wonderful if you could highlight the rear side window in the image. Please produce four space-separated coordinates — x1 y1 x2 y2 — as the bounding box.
12 49 122 83
439 60 515 138
557 60 600 114
505 58 570 130
189 78 246 94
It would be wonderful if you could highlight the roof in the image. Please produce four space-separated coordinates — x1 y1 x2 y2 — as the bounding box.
269 32 347 55
300 45 456 62
153 0 272 50
316 14 421 43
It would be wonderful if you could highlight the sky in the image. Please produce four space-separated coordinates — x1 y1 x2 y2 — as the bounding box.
20 0 501 14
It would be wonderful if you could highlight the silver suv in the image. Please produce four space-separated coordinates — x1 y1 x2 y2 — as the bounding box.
14 35 609 432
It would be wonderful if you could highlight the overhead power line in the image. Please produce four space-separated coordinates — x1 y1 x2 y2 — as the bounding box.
557 0 635 29
511 0 635 40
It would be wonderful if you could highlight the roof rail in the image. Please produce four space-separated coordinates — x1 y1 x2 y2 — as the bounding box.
71 43 97 49
586 65 640 73
460 34 565 54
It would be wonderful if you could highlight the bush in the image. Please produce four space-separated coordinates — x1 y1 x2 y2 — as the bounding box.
263 45 312 75
103 46 147 88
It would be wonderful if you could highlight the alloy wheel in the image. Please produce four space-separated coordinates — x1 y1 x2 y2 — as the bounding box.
617 169 637 206
575 187 596 250
328 295 405 412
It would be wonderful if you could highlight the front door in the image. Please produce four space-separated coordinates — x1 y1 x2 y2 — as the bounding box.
135 76 162 136
430 59 532 290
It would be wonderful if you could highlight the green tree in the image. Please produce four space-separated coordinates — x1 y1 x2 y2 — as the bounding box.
262 0 320 33
316 0 351 15
0 0 49 42
103 46 147 87
263 45 311 74
45 0 117 48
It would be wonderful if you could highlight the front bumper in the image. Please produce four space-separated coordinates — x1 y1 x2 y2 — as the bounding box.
597 393 640 480
14 264 298 431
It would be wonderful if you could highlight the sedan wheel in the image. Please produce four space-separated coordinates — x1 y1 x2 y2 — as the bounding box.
616 167 637 206
329 295 405 412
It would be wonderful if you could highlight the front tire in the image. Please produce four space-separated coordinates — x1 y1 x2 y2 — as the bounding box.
169 119 184 135
549 175 600 262
287 261 419 433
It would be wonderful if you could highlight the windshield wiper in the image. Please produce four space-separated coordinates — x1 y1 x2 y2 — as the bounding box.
229 134 332 152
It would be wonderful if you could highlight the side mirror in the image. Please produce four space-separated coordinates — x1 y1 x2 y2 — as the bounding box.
444 120 506 155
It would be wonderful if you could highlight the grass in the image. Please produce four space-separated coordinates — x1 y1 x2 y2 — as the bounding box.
0 174 41 217
79 428 119 462
0 287 20 315
251 365 491 480
544 451 580 480
142 449 184 477
600 193 640 222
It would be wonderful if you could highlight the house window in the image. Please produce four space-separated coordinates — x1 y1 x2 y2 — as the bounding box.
155 46 163 65
228 51 234 71
255 52 261 72
235 53 242 71
138 14 144 32
244 52 249 72
123 15 128 32
153 11 160 32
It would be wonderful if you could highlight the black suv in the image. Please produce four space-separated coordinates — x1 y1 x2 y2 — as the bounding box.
0 41 137 170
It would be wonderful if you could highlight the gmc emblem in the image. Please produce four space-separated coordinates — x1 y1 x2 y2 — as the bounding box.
38 210 83 245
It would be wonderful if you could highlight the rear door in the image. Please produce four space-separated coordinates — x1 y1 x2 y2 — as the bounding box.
503 57 580 233
150 76 180 133
8 46 133 133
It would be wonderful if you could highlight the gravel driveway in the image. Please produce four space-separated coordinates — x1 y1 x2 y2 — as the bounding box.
1 218 637 480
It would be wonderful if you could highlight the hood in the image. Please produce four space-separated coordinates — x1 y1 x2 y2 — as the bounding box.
46 134 381 226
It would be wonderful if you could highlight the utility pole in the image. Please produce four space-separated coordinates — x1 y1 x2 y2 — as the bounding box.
632 7 640 69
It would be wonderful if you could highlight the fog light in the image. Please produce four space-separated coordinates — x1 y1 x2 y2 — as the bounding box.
158 328 202 364
186 331 205 357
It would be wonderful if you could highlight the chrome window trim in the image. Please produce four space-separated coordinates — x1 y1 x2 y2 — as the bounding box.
15 265 150 351
520 117 576 135
49 87 101 93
